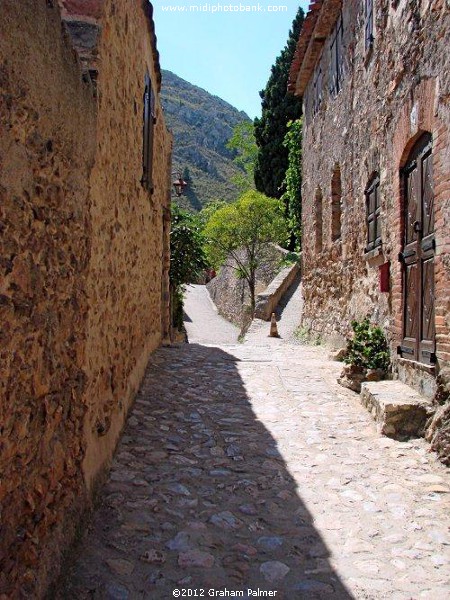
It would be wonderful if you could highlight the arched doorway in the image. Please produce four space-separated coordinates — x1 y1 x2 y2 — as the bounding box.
399 132 436 365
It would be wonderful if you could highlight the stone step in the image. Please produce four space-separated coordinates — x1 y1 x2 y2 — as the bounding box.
360 380 434 440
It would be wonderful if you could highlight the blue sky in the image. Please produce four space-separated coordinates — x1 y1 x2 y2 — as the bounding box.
153 1 309 119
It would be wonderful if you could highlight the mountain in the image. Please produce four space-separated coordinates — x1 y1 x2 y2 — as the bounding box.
160 70 251 211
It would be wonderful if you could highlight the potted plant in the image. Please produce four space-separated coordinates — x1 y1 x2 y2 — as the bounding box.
338 318 390 392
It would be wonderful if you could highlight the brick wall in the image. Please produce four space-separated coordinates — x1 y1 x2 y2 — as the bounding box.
293 0 450 459
0 0 172 595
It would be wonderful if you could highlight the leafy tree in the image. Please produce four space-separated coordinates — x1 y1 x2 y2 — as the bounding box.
170 204 208 329
197 199 228 230
226 122 258 192
281 119 303 249
254 7 304 199
204 191 288 315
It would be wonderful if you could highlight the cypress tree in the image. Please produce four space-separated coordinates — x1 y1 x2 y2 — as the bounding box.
254 7 304 199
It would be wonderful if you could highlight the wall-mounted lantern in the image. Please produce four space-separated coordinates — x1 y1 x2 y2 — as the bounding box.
172 172 187 197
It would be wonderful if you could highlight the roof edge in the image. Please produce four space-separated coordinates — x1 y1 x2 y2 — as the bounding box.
143 1 162 93
288 0 342 97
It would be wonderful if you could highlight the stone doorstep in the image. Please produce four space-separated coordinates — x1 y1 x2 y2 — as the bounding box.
360 380 434 440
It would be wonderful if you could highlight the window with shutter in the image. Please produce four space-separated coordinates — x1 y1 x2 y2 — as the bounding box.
313 64 323 116
365 174 381 251
365 0 374 51
142 73 156 192
329 14 344 98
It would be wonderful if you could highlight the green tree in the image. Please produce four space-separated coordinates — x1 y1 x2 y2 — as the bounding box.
254 7 304 199
226 121 258 192
197 199 228 230
170 204 208 330
204 191 288 315
281 119 303 250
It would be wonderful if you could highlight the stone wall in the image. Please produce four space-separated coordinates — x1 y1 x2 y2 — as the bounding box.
79 0 173 491
0 1 171 596
254 262 300 321
207 244 289 328
0 1 96 596
292 1 450 459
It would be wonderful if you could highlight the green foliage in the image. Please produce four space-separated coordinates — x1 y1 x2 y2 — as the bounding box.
204 191 288 313
294 325 311 344
344 319 390 371
279 250 300 268
254 8 304 200
172 286 185 331
197 199 228 230
226 122 258 192
294 325 321 346
170 204 208 288
204 191 287 271
281 119 303 249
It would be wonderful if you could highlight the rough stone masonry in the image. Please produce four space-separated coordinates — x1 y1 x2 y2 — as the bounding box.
289 0 450 463
0 1 172 596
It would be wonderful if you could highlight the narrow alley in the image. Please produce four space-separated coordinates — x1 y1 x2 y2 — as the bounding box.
59 286 450 600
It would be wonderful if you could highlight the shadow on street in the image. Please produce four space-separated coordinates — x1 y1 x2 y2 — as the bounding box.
58 344 353 599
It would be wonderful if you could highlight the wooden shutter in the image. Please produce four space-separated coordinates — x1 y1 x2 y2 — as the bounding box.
336 16 344 91
329 35 338 97
142 73 155 192
365 0 374 50
366 175 380 251
330 14 343 97
313 66 322 116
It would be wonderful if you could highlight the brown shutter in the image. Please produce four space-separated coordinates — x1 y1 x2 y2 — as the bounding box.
330 36 337 97
365 0 374 50
366 175 380 251
142 73 155 192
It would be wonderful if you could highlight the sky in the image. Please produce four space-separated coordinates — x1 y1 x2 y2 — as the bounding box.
153 1 310 119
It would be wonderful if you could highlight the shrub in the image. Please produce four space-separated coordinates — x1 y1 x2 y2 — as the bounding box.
344 318 390 371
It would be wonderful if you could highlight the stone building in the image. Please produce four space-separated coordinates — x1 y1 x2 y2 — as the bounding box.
0 1 172 596
289 1 450 459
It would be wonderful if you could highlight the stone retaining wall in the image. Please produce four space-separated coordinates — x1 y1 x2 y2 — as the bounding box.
254 262 300 321
207 244 289 327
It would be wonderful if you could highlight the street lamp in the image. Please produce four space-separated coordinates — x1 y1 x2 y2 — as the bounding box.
172 172 187 197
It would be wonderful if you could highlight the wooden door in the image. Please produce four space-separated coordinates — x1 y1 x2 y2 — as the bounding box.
400 133 436 365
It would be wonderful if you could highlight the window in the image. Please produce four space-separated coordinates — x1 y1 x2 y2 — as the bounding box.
365 174 381 251
313 64 323 116
329 14 344 98
315 188 323 253
331 166 342 241
365 0 374 51
142 73 156 191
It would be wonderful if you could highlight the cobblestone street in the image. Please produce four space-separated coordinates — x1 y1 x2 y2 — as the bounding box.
60 288 450 599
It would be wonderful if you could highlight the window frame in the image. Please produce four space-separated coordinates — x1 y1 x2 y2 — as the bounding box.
365 174 381 252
